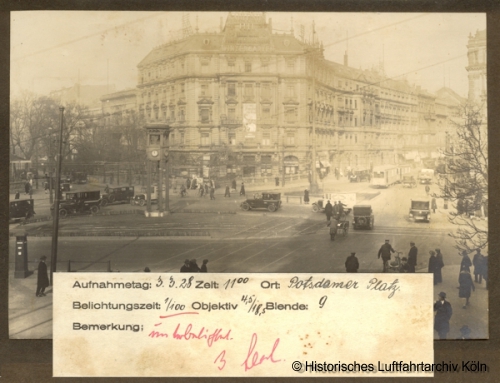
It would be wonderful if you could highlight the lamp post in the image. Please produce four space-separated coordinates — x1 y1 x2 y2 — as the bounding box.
48 127 54 204
50 107 65 286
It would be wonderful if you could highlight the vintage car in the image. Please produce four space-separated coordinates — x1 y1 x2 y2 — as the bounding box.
101 186 135 206
70 171 88 184
352 204 374 230
131 185 166 206
402 175 417 188
9 199 35 222
52 190 102 218
409 199 431 222
240 192 281 212
312 193 356 215
349 170 371 183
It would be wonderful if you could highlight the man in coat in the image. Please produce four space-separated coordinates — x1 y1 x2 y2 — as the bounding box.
330 216 339 241
407 241 418 273
472 249 485 283
201 259 209 272
378 239 396 272
36 256 49 297
434 292 452 339
428 250 441 285
180 259 190 272
324 200 333 225
345 252 359 272
303 189 309 204
240 182 246 196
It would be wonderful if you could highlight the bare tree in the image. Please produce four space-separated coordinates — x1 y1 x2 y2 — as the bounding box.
435 102 487 252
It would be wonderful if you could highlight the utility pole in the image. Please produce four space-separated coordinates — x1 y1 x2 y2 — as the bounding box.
50 107 64 286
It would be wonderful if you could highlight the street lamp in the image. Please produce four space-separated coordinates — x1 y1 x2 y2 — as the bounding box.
48 127 54 204
50 107 65 286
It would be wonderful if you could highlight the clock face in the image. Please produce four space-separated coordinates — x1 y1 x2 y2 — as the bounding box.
151 150 159 157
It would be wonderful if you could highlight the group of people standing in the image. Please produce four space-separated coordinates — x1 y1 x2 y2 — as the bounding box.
180 259 208 272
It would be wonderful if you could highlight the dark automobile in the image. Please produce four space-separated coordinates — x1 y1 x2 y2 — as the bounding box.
53 190 102 218
10 199 35 222
352 204 374 229
101 186 135 206
409 199 431 222
240 192 281 212
349 170 371 183
402 175 417 188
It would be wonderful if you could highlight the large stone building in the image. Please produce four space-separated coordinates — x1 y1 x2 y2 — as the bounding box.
466 29 486 105
102 12 462 181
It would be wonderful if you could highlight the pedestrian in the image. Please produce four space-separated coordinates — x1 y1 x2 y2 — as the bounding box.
482 254 488 289
44 181 49 194
435 248 444 284
28 184 33 199
460 250 472 272
36 256 49 297
304 189 309 204
324 200 333 225
378 239 396 272
204 184 209 196
472 248 485 283
210 187 215 200
457 325 472 340
232 178 237 191
434 292 452 339
143 267 151 272
240 182 245 196
180 259 190 272
199 185 204 198
458 268 475 308
407 241 418 273
275 176 280 187
104 184 110 194
428 250 439 285
329 216 339 241
431 197 437 213
425 185 430 196
14 190 20 199
201 259 209 272
332 201 339 217
24 182 30 195
345 252 359 272
189 259 200 272
186 178 191 189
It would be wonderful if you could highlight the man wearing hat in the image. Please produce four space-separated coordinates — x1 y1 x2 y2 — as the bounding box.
324 200 333 225
378 239 396 272
434 292 452 339
36 256 49 297
407 241 418 273
190 259 201 272
345 252 359 273
201 259 209 273
180 259 190 272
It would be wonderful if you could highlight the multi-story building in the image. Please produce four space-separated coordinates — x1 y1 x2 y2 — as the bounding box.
466 29 486 105
103 12 463 181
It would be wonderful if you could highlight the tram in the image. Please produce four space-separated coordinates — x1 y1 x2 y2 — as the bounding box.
371 165 400 188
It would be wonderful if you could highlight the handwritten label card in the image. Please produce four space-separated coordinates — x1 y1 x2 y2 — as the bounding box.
53 273 434 377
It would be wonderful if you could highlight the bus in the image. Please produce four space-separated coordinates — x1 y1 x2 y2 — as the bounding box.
371 165 400 188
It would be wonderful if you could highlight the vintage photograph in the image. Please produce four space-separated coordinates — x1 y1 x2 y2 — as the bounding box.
9 11 487 340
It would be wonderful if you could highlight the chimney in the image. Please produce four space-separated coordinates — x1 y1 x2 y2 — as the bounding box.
344 51 348 67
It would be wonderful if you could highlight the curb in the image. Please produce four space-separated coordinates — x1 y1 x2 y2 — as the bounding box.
17 230 212 237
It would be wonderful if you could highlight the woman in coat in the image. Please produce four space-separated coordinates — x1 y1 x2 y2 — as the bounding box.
458 268 475 308
36 256 50 297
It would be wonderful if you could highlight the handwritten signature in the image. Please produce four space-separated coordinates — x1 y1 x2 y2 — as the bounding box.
241 332 281 371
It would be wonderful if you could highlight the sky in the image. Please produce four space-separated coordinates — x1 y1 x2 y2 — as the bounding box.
11 11 486 99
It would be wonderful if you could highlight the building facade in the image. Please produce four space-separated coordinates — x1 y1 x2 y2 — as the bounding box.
103 12 462 181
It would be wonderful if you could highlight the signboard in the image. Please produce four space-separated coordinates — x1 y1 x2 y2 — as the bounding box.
243 103 257 138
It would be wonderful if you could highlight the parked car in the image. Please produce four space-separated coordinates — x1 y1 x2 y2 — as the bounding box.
52 190 102 218
101 186 135 206
70 171 88 184
352 205 374 230
240 192 281 212
9 199 35 222
409 199 431 222
402 176 417 188
131 185 166 206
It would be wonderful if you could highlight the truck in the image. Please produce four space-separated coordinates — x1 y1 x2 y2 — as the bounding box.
418 169 434 184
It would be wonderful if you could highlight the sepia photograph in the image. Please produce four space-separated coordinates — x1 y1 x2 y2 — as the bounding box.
9 10 487 347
